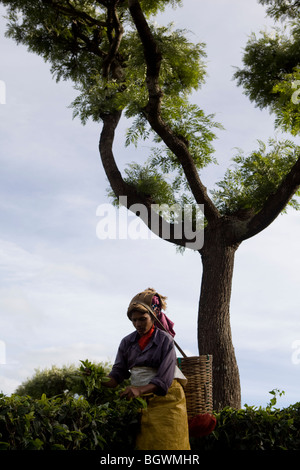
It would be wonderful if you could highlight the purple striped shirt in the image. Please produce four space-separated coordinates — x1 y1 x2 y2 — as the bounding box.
108 327 176 395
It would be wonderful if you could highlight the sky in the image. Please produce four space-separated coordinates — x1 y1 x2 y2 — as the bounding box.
0 0 299 409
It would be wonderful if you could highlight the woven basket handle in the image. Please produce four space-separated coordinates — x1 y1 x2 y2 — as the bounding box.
137 301 187 358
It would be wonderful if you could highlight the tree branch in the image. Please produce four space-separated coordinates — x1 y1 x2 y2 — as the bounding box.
71 21 106 58
44 0 107 28
99 111 129 198
99 111 203 249
102 1 124 78
128 0 221 223
242 155 300 241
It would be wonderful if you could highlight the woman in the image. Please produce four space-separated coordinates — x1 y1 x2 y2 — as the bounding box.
103 288 190 450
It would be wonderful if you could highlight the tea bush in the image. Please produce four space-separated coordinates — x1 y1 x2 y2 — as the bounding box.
0 393 145 450
1 364 300 451
191 395 300 451
14 360 112 401
14 364 85 399
0 360 146 451
14 359 129 406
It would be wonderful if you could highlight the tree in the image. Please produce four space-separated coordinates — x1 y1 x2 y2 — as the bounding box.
14 364 82 399
14 360 125 405
1 0 299 410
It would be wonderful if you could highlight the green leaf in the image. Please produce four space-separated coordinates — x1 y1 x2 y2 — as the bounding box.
211 139 300 214
0 442 10 450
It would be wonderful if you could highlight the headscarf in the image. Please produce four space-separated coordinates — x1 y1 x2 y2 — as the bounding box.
127 288 176 337
151 294 176 337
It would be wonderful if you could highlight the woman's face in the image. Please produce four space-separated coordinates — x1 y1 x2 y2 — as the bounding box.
130 310 154 336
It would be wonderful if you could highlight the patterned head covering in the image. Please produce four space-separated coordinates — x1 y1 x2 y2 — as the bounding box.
127 288 175 337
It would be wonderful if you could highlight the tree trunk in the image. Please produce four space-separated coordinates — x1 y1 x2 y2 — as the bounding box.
198 224 241 410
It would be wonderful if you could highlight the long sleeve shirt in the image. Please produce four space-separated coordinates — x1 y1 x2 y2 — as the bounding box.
108 327 176 395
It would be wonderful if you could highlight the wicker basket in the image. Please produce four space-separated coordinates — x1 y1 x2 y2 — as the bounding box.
177 355 213 418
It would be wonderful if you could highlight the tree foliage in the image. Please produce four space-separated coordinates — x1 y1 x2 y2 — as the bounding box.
15 363 84 399
211 139 300 214
235 0 300 137
1 0 226 217
14 360 129 405
1 0 299 222
258 0 300 21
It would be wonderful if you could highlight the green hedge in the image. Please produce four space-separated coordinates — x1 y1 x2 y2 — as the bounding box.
1 394 299 451
1 362 299 451
0 392 145 451
191 402 300 451
0 360 145 451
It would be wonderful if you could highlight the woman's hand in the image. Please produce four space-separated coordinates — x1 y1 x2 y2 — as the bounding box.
120 383 158 400
101 376 118 388
120 386 141 400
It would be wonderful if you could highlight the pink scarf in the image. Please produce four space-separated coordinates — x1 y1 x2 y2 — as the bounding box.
152 295 176 337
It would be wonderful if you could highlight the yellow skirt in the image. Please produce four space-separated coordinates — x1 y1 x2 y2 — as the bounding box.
135 380 191 450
